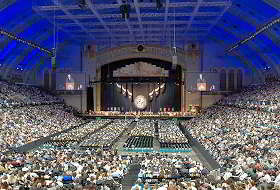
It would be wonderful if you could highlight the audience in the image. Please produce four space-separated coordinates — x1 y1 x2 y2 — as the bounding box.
0 148 129 189
218 81 280 112
158 120 188 144
0 81 61 107
0 105 83 153
1 80 280 189
129 119 155 137
80 119 132 148
51 119 111 147
181 106 280 189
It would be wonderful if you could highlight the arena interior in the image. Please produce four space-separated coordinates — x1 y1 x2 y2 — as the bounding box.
0 0 280 189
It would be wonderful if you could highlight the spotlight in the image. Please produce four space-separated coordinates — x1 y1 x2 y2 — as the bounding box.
156 0 162 10
120 3 131 19
78 0 87 9
1 28 53 56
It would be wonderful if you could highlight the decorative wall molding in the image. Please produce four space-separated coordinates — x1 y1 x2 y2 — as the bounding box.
93 45 200 70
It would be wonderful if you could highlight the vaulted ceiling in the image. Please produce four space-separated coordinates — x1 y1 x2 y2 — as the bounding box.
0 0 279 76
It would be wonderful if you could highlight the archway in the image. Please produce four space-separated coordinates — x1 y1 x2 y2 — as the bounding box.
220 69 227 91
237 69 243 90
97 58 182 112
228 69 235 91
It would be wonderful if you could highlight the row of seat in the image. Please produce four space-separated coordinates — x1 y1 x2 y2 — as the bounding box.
124 136 153 148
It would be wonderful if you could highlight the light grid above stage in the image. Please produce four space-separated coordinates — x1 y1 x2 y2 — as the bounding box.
32 0 231 47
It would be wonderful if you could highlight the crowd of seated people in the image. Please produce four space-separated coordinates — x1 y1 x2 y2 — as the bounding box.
1 79 280 189
133 152 280 190
181 106 280 189
79 119 132 148
218 81 280 112
0 148 131 189
51 119 111 147
158 120 189 150
0 80 62 108
123 120 155 150
133 153 207 188
124 136 154 149
0 105 83 153
129 119 155 137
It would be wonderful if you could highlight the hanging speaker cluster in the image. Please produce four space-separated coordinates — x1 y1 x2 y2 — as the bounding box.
78 0 87 9
137 45 144 52
172 47 177 69
120 2 131 19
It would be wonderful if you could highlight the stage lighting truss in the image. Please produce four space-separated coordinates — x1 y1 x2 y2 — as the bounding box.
116 83 133 97
149 83 165 98
120 2 131 19
227 17 280 53
0 28 53 56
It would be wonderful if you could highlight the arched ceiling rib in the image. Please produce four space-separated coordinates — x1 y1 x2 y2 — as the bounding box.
0 0 279 76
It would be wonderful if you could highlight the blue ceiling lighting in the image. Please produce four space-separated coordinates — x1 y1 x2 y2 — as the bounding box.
0 0 279 75
227 16 280 53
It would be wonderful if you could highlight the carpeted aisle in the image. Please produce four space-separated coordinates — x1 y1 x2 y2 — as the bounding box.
122 164 141 190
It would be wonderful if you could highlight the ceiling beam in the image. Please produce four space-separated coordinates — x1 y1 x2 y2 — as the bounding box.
162 0 170 42
59 20 216 27
228 7 280 47
185 0 203 34
133 0 145 42
217 24 280 74
51 0 95 41
116 0 135 43
53 12 220 20
262 0 280 10
85 0 115 43
205 0 231 35
79 33 204 39
34 2 232 11
32 7 77 43
71 27 209 33
0 0 17 12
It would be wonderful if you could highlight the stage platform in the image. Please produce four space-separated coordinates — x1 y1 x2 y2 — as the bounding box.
77 114 195 120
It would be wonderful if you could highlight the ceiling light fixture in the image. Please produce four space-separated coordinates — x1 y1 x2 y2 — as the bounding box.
156 0 163 10
120 1 131 19
0 28 53 56
227 17 280 53
78 0 88 9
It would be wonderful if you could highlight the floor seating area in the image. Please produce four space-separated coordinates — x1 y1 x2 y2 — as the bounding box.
123 136 154 149
79 119 132 148
50 119 111 147
0 80 62 108
218 81 280 112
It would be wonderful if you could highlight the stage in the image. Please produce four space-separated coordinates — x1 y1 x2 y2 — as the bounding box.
78 111 196 120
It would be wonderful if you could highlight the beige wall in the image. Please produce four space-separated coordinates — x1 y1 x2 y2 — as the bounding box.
184 91 223 109
59 92 87 113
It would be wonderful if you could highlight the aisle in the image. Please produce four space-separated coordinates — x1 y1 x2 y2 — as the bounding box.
122 164 141 190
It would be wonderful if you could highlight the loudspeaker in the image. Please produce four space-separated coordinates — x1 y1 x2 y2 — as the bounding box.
87 87 94 112
172 55 177 69
137 45 144 52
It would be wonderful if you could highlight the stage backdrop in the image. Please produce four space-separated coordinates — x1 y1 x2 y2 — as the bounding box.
102 82 180 112
100 58 181 112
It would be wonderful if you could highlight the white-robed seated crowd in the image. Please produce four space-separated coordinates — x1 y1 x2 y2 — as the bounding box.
181 106 280 189
88 110 192 117
0 81 62 107
158 120 188 144
129 119 155 137
0 148 131 190
218 81 280 112
79 119 132 148
51 119 111 146
0 80 280 189
0 105 83 153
